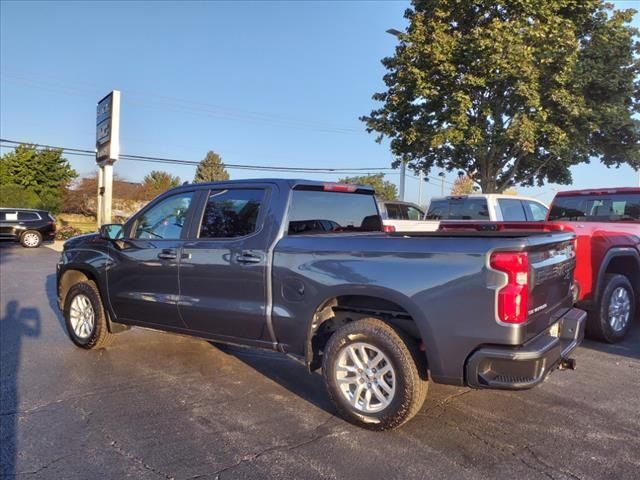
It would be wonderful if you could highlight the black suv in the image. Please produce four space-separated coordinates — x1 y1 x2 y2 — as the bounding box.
0 208 56 248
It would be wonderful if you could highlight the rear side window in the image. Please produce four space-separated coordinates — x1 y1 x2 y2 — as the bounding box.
288 189 381 234
498 199 527 221
385 204 424 220
17 211 40 221
426 198 489 220
524 201 548 221
0 211 18 221
199 189 264 238
549 194 640 222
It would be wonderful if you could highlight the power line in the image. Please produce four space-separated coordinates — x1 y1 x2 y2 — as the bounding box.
0 139 399 175
0 73 365 136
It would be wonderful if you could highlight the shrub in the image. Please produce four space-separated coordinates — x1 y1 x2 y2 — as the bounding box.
0 184 41 209
56 225 83 240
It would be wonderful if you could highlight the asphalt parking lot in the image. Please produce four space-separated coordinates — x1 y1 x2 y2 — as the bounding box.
1 242 639 480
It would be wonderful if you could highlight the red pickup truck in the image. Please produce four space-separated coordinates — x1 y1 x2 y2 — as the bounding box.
439 187 640 343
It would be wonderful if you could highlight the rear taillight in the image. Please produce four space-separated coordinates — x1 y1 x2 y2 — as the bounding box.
383 225 396 233
490 251 529 324
50 221 56 232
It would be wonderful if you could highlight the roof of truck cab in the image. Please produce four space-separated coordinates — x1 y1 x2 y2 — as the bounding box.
170 178 375 192
554 187 640 196
428 194 547 204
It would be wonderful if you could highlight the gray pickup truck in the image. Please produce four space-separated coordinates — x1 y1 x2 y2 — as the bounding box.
57 179 586 430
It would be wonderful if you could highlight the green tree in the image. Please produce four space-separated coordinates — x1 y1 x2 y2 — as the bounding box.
0 184 41 209
142 170 181 199
338 173 398 201
0 144 77 212
193 151 230 183
362 1 640 193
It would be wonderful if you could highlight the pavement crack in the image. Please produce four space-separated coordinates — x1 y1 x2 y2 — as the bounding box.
191 413 338 480
0 391 100 417
7 454 70 476
441 410 583 480
417 388 472 417
523 446 583 480
104 432 174 479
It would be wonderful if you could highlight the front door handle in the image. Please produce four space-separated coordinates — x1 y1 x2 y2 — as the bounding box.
235 252 262 264
158 249 177 260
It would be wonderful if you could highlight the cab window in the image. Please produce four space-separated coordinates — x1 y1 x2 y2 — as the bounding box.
133 192 193 239
199 189 264 238
498 199 527 221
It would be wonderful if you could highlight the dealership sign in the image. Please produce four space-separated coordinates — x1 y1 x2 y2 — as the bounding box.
96 90 120 165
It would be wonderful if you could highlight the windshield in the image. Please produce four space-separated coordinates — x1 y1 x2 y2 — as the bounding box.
548 193 640 222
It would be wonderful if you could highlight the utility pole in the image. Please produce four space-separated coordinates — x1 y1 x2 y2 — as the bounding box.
399 161 406 201
439 171 445 196
95 90 120 227
418 170 424 206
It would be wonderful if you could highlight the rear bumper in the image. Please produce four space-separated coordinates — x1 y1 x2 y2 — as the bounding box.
465 308 586 390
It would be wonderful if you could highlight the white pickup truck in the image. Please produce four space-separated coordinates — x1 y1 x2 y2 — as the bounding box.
423 194 549 231
379 195 548 232
377 200 427 232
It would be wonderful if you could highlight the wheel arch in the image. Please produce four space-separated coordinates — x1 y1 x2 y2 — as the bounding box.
596 248 640 303
303 288 435 373
58 265 128 334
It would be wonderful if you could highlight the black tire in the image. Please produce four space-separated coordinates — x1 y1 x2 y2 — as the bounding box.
63 281 115 349
20 230 42 248
587 274 635 343
322 317 428 431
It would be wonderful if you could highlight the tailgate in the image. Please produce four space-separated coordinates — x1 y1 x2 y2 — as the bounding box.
526 237 576 323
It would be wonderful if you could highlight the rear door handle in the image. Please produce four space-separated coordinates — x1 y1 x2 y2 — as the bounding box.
235 252 263 264
158 249 177 260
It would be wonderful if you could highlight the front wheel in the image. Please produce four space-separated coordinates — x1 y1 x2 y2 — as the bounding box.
322 318 428 430
588 274 635 343
64 281 115 349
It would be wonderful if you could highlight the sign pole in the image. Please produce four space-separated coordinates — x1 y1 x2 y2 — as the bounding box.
95 90 120 226
96 167 104 227
102 164 113 224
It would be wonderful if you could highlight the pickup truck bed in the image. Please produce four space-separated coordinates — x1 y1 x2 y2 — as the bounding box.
57 179 586 430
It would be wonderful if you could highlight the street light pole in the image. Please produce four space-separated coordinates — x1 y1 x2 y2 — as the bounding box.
418 170 424 206
399 161 406 201
386 28 408 202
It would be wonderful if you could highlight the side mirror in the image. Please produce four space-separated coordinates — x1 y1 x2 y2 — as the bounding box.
100 224 124 240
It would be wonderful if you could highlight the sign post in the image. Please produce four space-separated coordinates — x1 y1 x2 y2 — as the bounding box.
95 90 120 227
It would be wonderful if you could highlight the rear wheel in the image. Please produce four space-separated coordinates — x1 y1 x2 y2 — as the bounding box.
588 274 635 343
322 318 428 430
64 281 115 349
20 230 42 248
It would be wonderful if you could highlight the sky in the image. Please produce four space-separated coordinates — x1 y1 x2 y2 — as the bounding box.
1 0 639 206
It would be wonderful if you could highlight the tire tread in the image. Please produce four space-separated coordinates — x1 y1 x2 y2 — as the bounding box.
322 317 428 430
